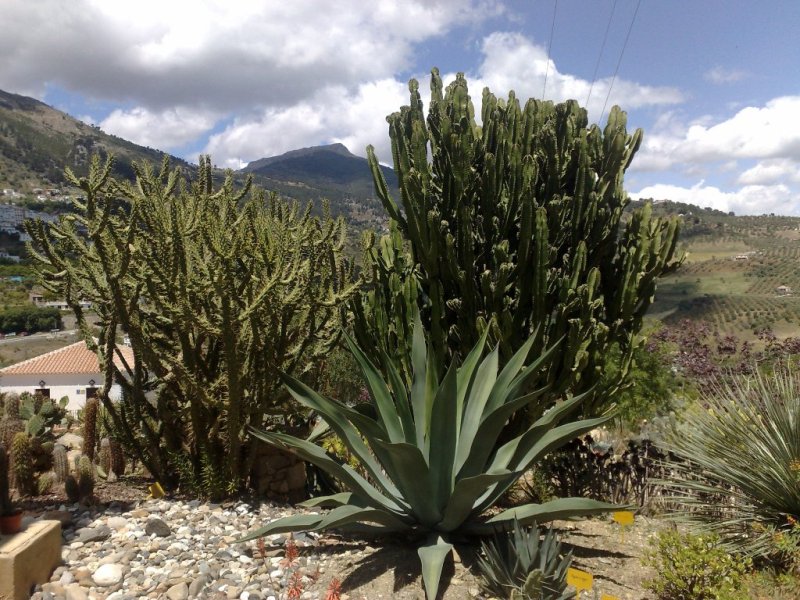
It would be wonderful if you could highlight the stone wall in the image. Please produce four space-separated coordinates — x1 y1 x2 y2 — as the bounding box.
249 440 307 503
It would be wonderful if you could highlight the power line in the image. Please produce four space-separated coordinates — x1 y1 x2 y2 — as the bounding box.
600 0 642 125
585 0 618 108
542 0 559 100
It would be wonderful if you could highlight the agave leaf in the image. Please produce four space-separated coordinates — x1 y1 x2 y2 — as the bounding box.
410 309 438 445
454 345 499 470
314 504 410 530
437 470 520 532
238 513 326 542
342 331 404 443
468 498 620 534
427 362 459 508
370 438 440 527
418 534 454 600
278 373 403 501
455 324 491 419
249 428 405 514
300 492 355 508
379 347 415 443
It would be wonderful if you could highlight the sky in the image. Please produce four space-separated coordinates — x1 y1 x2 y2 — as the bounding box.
1 0 799 216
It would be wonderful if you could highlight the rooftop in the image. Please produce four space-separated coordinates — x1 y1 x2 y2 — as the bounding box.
0 341 134 375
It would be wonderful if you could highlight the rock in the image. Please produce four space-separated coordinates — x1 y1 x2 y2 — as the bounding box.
77 525 112 543
56 432 83 450
107 516 128 530
59 571 75 585
188 575 209 597
64 583 88 600
93 563 125 587
146 517 172 537
42 510 74 528
226 586 242 599
166 582 189 600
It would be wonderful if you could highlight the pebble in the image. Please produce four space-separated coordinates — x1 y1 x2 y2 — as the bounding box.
93 563 125 586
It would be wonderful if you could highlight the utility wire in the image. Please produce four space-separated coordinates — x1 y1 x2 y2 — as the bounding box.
585 0 618 108
542 0 559 100
600 0 642 125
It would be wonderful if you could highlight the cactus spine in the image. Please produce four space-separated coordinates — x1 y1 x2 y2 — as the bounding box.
11 432 35 496
53 444 69 482
357 70 683 413
82 398 98 462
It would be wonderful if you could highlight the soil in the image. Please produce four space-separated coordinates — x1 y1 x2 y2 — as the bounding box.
20 477 662 600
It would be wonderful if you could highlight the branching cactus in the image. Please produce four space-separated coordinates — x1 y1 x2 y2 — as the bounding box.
356 70 683 415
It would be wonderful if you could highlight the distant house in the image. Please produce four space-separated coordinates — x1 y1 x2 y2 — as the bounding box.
733 254 749 261
776 285 793 296
0 341 134 412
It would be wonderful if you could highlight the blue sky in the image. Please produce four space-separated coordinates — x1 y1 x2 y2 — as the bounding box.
2 0 799 215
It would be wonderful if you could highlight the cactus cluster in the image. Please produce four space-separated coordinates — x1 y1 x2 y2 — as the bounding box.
356 70 682 415
64 454 95 504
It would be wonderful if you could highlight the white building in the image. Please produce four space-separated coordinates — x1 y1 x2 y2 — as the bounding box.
0 341 134 412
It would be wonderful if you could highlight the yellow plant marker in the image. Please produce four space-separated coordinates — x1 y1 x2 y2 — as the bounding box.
600 595 621 600
148 482 165 499
566 567 592 598
613 510 634 543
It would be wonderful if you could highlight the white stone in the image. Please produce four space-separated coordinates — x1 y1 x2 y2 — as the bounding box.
93 563 125 586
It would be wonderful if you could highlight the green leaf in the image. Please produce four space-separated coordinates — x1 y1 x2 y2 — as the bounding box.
418 534 454 600
237 513 325 542
437 470 519 532
464 498 620 535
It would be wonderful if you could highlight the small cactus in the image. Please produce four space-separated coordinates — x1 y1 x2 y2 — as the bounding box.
82 398 99 461
0 416 23 449
98 438 111 476
0 445 12 515
4 395 19 419
77 455 94 501
53 444 69 482
110 438 126 477
11 432 35 496
37 471 55 495
64 474 80 503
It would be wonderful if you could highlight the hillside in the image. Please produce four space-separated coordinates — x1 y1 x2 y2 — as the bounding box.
642 200 800 339
0 89 393 229
0 89 195 190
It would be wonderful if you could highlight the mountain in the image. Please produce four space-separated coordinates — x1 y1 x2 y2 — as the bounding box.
240 143 397 223
0 88 394 228
0 89 194 189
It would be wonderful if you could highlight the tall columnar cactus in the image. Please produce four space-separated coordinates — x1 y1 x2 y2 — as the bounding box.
98 438 111 475
27 155 360 497
64 474 79 504
356 70 682 413
11 432 35 497
82 398 98 462
53 444 69 483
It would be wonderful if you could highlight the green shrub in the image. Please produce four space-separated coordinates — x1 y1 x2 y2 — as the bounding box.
642 529 749 600
659 365 800 557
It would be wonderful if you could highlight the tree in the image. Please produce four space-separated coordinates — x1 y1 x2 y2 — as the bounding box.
354 70 683 414
26 155 360 497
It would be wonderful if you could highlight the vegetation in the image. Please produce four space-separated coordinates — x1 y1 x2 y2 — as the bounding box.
27 154 360 498
642 529 750 600
660 365 800 558
0 305 61 334
243 314 617 599
354 69 682 418
476 520 572 600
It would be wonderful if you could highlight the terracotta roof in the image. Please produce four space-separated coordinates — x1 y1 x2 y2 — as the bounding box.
0 341 135 376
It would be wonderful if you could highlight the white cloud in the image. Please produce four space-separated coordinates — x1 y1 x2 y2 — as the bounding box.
631 181 799 216
704 66 749 84
633 96 800 174
101 107 218 150
475 33 683 123
737 159 800 186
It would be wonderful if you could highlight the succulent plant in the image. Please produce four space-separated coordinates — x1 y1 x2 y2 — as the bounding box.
53 444 69 482
477 519 572 600
64 474 79 503
98 438 111 477
109 438 126 477
0 445 13 516
242 313 617 599
37 472 55 495
82 398 99 462
77 455 95 501
11 432 35 496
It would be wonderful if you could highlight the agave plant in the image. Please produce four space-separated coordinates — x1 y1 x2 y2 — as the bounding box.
243 315 618 598
476 519 572 600
660 364 800 557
